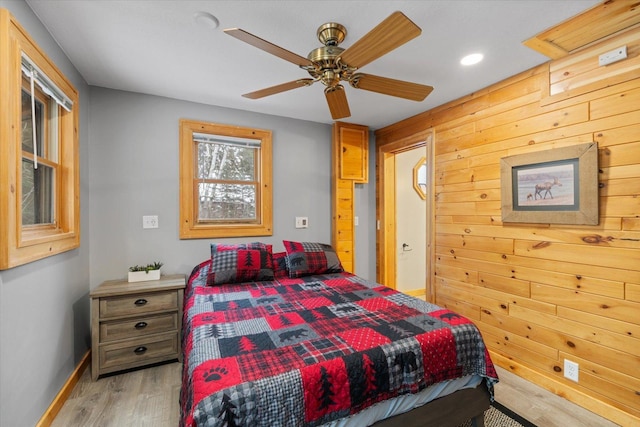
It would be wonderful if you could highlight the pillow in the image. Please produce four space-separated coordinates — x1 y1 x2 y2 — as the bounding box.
282 241 344 278
272 251 289 279
208 242 274 285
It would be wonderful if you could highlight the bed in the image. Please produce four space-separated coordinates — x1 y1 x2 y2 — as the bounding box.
180 241 498 427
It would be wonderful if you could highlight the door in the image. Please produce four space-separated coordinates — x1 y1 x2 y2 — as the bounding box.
376 130 435 301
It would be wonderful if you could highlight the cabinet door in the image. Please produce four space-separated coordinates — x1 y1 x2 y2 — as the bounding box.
331 122 369 273
336 123 368 183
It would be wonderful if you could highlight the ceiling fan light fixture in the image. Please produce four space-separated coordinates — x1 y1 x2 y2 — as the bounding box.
460 53 484 66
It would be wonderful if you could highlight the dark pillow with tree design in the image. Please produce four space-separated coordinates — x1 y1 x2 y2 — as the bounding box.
272 251 289 279
208 242 274 285
282 241 344 278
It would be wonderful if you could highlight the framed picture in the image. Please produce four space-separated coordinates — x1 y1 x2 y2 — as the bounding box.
500 142 599 225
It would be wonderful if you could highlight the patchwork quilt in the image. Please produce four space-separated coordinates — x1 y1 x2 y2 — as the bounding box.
181 260 498 427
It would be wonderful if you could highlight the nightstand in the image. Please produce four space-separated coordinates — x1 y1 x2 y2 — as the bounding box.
90 274 186 380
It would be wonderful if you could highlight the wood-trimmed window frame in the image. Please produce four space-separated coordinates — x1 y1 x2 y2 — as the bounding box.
179 119 273 239
0 9 80 270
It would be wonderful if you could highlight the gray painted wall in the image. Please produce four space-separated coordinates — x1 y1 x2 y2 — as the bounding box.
0 1 376 424
0 1 91 426
88 87 372 285
354 132 377 281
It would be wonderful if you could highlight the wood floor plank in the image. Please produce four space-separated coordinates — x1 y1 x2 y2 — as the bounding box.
51 362 619 426
493 366 619 427
50 362 181 427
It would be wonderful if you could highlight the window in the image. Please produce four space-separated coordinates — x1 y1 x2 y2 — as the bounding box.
1 9 80 270
179 119 272 238
413 157 427 200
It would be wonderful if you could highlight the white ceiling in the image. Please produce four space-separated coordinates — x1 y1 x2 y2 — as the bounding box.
25 0 601 130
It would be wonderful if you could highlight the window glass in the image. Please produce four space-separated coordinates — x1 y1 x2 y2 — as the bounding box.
198 142 256 180
21 77 58 227
21 87 44 153
21 158 54 225
198 183 257 221
197 139 258 222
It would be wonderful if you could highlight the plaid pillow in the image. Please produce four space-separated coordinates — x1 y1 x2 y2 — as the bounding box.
272 251 289 279
207 242 274 285
282 241 344 278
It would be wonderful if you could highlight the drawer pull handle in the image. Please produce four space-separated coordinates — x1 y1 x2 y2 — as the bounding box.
134 346 147 355
134 298 148 306
134 322 148 329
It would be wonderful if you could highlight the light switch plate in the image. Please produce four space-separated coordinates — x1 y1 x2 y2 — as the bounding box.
295 217 308 229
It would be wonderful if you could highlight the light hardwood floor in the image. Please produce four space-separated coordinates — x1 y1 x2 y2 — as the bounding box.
50 362 619 426
493 367 618 427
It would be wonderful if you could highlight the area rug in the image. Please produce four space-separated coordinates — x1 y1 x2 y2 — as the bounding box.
458 401 538 427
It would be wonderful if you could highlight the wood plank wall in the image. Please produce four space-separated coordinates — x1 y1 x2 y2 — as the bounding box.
375 27 640 426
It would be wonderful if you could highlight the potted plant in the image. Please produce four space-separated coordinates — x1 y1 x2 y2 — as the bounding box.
127 261 163 282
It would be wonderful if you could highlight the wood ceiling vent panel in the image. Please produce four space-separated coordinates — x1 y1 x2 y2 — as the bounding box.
524 0 640 59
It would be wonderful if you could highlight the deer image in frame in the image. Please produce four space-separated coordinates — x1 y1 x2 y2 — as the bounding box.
534 177 562 200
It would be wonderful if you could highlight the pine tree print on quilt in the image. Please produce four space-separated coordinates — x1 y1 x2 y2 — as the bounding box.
219 394 239 427
301 358 351 423
208 242 274 285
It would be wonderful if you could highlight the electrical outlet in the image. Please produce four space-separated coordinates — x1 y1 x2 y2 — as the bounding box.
142 215 159 229
295 217 308 229
564 359 579 382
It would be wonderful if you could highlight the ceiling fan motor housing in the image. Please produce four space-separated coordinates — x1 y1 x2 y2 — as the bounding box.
316 22 346 46
307 22 351 87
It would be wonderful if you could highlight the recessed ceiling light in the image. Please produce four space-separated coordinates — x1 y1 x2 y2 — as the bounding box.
460 53 483 66
194 11 219 29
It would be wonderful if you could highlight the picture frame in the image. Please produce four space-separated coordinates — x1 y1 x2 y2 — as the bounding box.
500 142 599 225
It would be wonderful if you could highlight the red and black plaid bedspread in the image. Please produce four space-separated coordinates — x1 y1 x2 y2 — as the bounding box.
181 260 498 427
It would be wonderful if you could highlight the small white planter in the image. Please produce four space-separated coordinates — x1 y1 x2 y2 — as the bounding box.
128 269 161 283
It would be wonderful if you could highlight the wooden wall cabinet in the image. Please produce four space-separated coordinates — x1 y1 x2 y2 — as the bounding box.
331 122 368 273
336 122 368 183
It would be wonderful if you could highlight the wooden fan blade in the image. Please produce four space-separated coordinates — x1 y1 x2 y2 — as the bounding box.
339 11 421 69
225 28 314 67
325 86 351 120
351 73 433 101
243 79 314 99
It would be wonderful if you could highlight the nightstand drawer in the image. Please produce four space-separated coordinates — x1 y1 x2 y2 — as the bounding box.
99 332 179 370
99 312 179 343
99 290 177 318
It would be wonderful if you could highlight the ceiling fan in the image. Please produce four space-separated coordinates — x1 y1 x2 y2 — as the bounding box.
224 11 434 120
